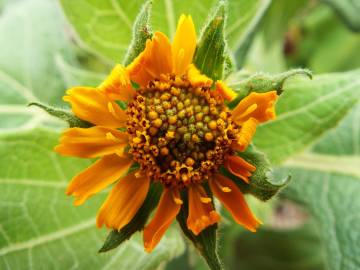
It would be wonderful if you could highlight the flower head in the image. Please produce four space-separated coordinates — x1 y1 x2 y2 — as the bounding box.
55 15 277 252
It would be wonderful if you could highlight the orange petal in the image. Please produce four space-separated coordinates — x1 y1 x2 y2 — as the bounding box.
64 87 127 128
96 172 150 230
172 15 197 75
224 155 256 184
143 189 181 252
55 126 128 158
127 32 172 86
98 64 136 102
186 64 213 88
187 185 221 235
232 117 258 152
66 154 133 205
232 91 278 124
238 117 258 150
210 174 261 232
215 81 237 101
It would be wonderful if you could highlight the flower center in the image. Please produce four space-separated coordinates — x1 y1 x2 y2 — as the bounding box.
126 75 238 188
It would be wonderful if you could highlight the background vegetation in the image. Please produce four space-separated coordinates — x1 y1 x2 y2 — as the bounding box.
0 0 359 269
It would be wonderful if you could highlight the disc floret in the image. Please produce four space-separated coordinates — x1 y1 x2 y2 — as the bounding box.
127 75 238 188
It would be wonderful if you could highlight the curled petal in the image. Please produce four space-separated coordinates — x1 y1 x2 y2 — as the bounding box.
232 117 258 152
224 155 256 183
232 91 278 124
99 64 136 102
64 87 127 128
66 154 133 205
55 126 128 158
143 189 181 252
172 15 197 75
127 32 173 86
186 64 213 88
96 172 150 230
210 174 261 232
215 81 237 101
187 185 220 235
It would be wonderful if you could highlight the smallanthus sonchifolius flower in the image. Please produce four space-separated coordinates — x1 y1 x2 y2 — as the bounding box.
55 14 277 252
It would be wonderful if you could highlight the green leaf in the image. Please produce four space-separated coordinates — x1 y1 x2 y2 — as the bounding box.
312 102 360 156
254 69 360 164
321 0 360 31
222 145 289 201
60 0 271 64
0 0 77 131
0 128 184 269
55 55 106 88
99 183 162 252
281 169 360 270
59 0 144 64
123 0 153 66
29 102 92 128
193 2 226 81
276 102 360 270
177 191 223 270
0 0 76 105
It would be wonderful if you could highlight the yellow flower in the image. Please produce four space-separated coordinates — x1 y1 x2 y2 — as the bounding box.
55 15 278 252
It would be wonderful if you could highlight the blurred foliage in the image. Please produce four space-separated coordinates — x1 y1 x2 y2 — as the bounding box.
228 223 326 270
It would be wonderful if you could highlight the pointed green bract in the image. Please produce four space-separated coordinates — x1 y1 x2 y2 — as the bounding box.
29 102 92 128
123 0 153 65
176 190 223 270
226 69 312 108
99 183 162 252
193 1 227 81
223 50 236 78
222 145 290 201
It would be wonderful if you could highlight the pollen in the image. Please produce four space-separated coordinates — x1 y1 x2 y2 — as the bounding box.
127 75 239 188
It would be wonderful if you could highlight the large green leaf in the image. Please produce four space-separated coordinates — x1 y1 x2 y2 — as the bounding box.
277 169 360 270
0 0 77 131
60 0 271 64
0 128 185 269
276 103 360 270
55 55 105 88
312 103 360 156
59 0 143 64
253 69 360 164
